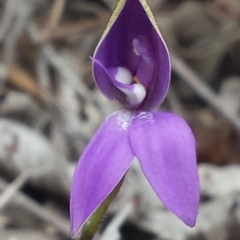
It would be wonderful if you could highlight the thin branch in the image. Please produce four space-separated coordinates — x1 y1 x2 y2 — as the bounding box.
0 177 70 237
0 167 50 210
47 0 66 29
171 54 240 130
37 16 108 43
0 171 30 210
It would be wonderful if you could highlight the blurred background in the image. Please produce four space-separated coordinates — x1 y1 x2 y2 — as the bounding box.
0 0 240 239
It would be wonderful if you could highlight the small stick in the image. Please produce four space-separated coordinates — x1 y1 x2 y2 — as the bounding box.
47 0 66 30
37 16 108 43
166 86 183 115
0 177 70 236
171 54 240 130
0 171 30 210
37 0 66 43
0 167 49 210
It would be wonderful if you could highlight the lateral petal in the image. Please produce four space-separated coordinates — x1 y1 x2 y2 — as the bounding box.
129 112 199 226
70 111 134 237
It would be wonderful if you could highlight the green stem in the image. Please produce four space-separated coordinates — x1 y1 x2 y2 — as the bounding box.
78 178 123 240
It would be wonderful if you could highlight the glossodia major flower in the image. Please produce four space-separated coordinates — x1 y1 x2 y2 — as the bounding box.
70 0 199 238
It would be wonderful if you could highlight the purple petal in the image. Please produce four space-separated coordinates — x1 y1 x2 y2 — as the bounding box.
129 112 199 226
70 111 134 237
92 0 170 111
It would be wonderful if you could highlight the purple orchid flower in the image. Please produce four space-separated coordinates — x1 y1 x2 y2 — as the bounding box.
70 0 199 238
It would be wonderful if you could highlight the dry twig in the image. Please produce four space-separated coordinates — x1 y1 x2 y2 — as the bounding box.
0 177 70 237
171 54 240 130
0 167 50 210
47 0 66 29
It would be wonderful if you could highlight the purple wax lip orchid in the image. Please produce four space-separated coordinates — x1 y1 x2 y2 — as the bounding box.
70 0 200 238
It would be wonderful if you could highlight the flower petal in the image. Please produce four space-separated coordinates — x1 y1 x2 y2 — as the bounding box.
129 112 199 226
92 0 170 111
70 111 134 237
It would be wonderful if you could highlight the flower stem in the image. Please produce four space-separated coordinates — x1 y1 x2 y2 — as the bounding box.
78 178 124 240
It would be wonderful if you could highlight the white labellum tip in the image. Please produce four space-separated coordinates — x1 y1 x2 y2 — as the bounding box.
115 67 133 84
